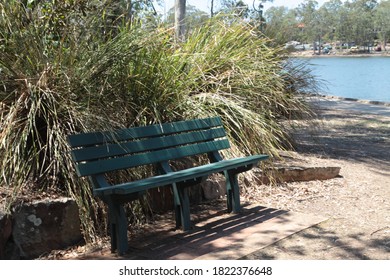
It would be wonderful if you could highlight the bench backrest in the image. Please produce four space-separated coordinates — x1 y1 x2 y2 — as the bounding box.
67 117 230 177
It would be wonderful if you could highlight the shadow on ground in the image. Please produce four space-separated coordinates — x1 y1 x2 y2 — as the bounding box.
252 101 390 260
291 108 390 172
241 220 390 260
71 202 324 260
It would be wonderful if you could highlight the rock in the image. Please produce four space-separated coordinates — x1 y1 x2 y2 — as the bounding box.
0 211 12 259
257 166 341 184
201 175 226 200
275 166 341 182
12 197 83 259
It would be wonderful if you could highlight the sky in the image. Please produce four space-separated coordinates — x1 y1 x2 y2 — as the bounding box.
154 0 332 15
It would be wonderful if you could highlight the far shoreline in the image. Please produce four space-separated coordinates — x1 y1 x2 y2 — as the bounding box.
289 50 390 58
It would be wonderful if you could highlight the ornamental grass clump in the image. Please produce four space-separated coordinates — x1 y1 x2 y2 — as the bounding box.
0 1 317 242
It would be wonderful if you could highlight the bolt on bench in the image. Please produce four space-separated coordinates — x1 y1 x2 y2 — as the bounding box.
67 116 268 255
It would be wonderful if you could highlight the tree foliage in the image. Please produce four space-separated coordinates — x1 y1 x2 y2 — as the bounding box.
263 0 390 49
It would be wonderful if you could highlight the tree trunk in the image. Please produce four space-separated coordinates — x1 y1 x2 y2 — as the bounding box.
175 0 186 41
126 0 133 22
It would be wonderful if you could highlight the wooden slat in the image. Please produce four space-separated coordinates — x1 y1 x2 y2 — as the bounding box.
67 117 223 148
71 127 227 162
94 155 269 195
75 139 231 176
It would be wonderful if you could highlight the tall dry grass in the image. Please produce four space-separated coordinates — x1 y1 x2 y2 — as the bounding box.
0 1 318 242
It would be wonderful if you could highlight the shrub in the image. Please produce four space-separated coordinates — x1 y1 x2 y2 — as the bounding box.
0 2 317 242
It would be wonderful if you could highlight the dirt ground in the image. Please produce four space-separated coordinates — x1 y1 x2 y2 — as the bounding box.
241 98 390 259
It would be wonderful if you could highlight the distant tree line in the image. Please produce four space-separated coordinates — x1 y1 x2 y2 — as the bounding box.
28 0 386 50
164 0 389 51
263 0 390 51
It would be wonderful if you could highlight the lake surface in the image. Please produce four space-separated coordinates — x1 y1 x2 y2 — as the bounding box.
297 56 390 102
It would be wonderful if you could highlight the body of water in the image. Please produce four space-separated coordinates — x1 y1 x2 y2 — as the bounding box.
298 56 390 102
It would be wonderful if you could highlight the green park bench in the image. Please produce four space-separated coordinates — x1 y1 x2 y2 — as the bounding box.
67 116 269 255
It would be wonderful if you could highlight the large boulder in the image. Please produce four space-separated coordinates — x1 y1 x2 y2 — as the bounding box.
12 197 83 259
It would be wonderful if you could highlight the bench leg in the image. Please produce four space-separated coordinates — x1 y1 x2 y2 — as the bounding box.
172 184 191 231
107 200 129 255
109 222 117 253
225 171 241 213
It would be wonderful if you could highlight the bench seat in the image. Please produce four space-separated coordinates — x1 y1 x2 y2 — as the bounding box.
94 155 267 196
68 116 269 255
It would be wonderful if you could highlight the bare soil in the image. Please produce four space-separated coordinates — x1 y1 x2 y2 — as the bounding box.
242 100 390 259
